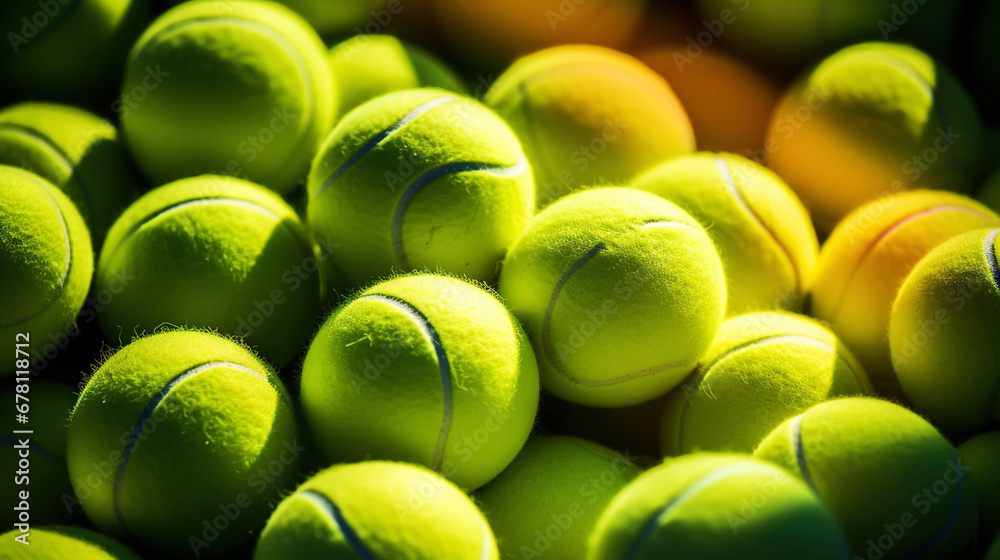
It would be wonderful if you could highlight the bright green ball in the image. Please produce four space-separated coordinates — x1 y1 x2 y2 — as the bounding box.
329 34 465 117
0 102 138 244
301 273 539 491
632 152 818 315
67 330 300 557
0 526 140 559
3 380 78 526
306 88 534 287
96 175 321 368
587 453 849 559
0 0 149 100
255 461 499 560
889 227 1000 431
754 397 978 559
121 0 334 194
498 187 726 408
0 165 93 377
957 430 1000 541
475 436 641 560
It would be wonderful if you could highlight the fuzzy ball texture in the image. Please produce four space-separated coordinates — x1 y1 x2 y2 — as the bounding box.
121 0 334 194
958 431 1000 542
67 330 300 557
96 175 321 368
0 526 141 559
889 227 1000 431
255 461 498 559
300 274 539 491
810 190 999 393
632 152 818 315
0 102 137 244
329 35 465 118
0 165 93 377
307 88 534 287
660 312 872 456
475 436 641 560
766 42 984 232
587 453 849 559
499 187 726 408
754 397 978 559
485 45 694 207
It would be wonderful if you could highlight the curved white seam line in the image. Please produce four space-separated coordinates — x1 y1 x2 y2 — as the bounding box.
361 294 452 471
390 157 528 268
114 361 267 533
479 522 493 560
314 96 457 198
790 414 817 491
300 490 376 559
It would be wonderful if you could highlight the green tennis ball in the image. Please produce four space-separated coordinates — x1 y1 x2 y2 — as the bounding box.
485 45 694 207
766 42 985 232
0 165 93 377
661 312 872 456
0 0 149 100
329 35 465 118
754 397 978 559
255 461 499 559
631 152 818 315
306 88 534 287
301 273 538 490
957 430 1000 541
0 102 138 244
587 453 849 559
96 175 321 368
0 526 141 559
4 380 78 527
889 228 1000 430
67 330 300 557
121 0 334 194
498 187 726 408
475 436 641 560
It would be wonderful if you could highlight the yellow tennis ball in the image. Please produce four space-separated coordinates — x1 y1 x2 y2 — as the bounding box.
889 227 1000 431
475 436 641 560
661 312 872 456
485 45 695 207
766 42 984 232
587 453 849 559
498 187 726 407
632 152 818 315
0 526 141 559
810 190 999 393
754 397 978 559
957 430 1000 542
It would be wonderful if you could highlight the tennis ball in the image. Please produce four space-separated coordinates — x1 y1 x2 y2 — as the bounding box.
0 526 140 559
889 228 1000 431
810 190 999 393
498 187 726 408
255 461 498 559
96 175 321 368
0 0 149 100
588 453 849 559
475 436 641 560
638 46 780 155
695 0 957 66
300 274 538 491
660 312 872 456
67 330 300 557
766 42 985 232
979 168 1000 215
329 35 465 117
957 430 1000 541
306 88 534 287
0 165 93 378
485 45 695 207
754 397 978 559
632 152 817 315
0 102 138 244
121 0 334 195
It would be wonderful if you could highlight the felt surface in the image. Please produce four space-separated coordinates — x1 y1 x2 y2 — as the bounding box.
0 526 141 559
958 430 1000 541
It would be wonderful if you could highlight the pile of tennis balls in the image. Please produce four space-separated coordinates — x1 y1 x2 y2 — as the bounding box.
3 0 1000 558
